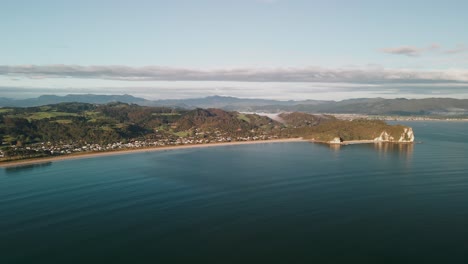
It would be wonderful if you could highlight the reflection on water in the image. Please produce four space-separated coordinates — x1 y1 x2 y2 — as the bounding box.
372 142 414 162
325 142 414 162
1 129 468 263
328 144 342 152
4 162 52 174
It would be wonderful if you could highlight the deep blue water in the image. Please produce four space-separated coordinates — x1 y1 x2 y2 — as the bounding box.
1 121 468 263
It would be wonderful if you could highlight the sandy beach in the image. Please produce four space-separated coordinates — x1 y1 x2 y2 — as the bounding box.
0 138 306 168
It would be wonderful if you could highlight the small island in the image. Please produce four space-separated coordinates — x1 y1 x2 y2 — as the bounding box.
0 103 414 166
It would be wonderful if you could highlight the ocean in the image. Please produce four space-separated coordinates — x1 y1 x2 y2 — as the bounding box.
1 121 468 263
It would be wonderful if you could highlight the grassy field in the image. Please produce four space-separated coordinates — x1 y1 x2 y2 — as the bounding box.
174 131 190 137
83 111 102 122
237 113 251 123
7 111 78 121
53 119 73 124
115 123 128 129
0 109 13 113
39 106 52 111
2 135 16 143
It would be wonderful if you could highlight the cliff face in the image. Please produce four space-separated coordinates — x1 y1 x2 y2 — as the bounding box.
374 131 394 142
398 127 415 142
374 127 414 143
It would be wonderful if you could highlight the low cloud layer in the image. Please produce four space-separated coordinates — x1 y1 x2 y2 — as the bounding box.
2 65 468 100
381 43 468 57
2 82 468 101
2 64 468 84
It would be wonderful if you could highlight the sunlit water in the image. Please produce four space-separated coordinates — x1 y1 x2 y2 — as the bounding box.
1 121 468 263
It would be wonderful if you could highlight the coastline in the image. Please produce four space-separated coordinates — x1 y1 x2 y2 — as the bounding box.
312 140 376 145
341 140 376 145
310 139 416 145
0 138 305 168
341 140 415 145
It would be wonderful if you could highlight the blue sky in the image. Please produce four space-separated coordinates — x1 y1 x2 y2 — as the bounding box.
2 0 468 100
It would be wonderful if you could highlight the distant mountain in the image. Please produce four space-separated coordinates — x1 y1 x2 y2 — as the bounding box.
0 94 330 109
0 94 152 107
152 95 329 110
251 98 468 116
1 94 468 116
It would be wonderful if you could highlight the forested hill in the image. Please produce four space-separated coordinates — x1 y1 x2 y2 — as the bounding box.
0 103 414 146
0 103 414 161
0 102 283 146
2 94 468 116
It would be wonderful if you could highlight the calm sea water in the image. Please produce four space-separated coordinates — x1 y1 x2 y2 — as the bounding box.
1 121 468 263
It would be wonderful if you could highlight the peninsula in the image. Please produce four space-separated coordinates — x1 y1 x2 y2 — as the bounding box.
0 102 414 165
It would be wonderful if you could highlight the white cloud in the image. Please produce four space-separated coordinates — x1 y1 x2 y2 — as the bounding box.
380 46 424 57
2 64 468 84
2 79 468 101
381 43 468 57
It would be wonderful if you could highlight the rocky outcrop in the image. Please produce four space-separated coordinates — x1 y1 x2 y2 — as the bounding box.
329 137 343 144
374 131 395 142
398 127 415 142
374 127 414 143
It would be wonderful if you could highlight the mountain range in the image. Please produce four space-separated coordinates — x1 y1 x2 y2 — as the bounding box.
1 94 468 116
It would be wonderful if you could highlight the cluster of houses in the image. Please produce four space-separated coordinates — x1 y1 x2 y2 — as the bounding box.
1 133 279 159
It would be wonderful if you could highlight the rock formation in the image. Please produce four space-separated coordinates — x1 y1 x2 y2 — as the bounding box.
398 127 415 142
329 137 343 144
374 128 414 143
374 131 394 142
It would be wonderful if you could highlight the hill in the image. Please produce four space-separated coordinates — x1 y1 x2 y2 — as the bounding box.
253 98 468 116
278 112 413 142
0 103 414 161
0 94 327 109
1 94 467 117
0 102 282 147
0 94 153 107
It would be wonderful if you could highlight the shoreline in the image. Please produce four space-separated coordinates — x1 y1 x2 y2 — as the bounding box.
0 138 305 168
311 139 416 145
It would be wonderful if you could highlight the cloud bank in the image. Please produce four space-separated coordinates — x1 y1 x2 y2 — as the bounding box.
2 64 468 84
381 43 468 57
2 83 468 101
2 64 468 100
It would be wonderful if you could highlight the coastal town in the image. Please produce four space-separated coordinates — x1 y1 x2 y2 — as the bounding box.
0 102 419 164
0 132 281 162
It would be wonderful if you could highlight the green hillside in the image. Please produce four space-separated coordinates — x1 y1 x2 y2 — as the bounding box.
0 104 414 161
279 112 411 141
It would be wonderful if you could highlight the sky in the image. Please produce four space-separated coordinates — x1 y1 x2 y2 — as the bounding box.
1 0 468 100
